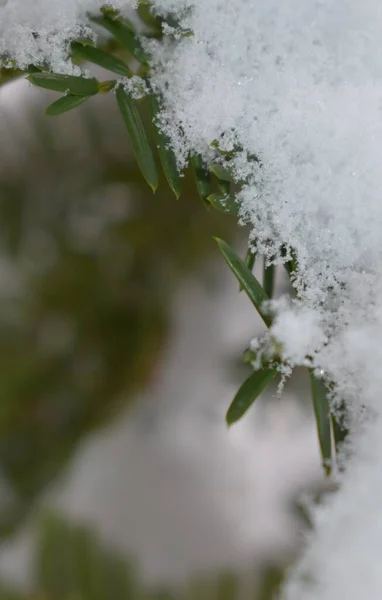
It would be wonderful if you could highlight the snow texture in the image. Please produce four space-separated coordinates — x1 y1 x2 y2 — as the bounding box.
0 1 136 71
3 0 382 597
145 4 382 597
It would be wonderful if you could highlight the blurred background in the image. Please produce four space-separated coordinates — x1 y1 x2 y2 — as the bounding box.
0 70 324 599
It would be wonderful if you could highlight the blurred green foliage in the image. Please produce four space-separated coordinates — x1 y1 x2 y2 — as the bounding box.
0 512 285 600
0 92 234 535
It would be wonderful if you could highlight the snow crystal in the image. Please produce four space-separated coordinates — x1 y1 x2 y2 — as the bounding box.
120 74 148 99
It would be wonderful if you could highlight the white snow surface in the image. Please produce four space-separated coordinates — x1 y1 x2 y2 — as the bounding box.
4 0 382 598
146 4 382 597
0 0 136 71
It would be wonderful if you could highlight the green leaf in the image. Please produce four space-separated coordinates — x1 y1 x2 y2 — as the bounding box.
46 94 90 116
27 64 43 73
215 238 272 327
27 72 100 96
116 86 159 192
226 368 277 425
217 179 231 195
245 248 256 272
100 5 125 20
91 14 150 64
210 163 235 183
71 42 133 77
309 370 332 475
243 347 257 364
210 164 234 194
150 94 181 198
138 1 163 33
98 79 117 93
207 193 240 217
239 247 256 292
263 260 275 299
191 154 212 203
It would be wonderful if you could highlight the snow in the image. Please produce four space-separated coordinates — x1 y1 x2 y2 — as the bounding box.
0 1 136 72
270 301 327 368
145 2 382 597
3 0 382 598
